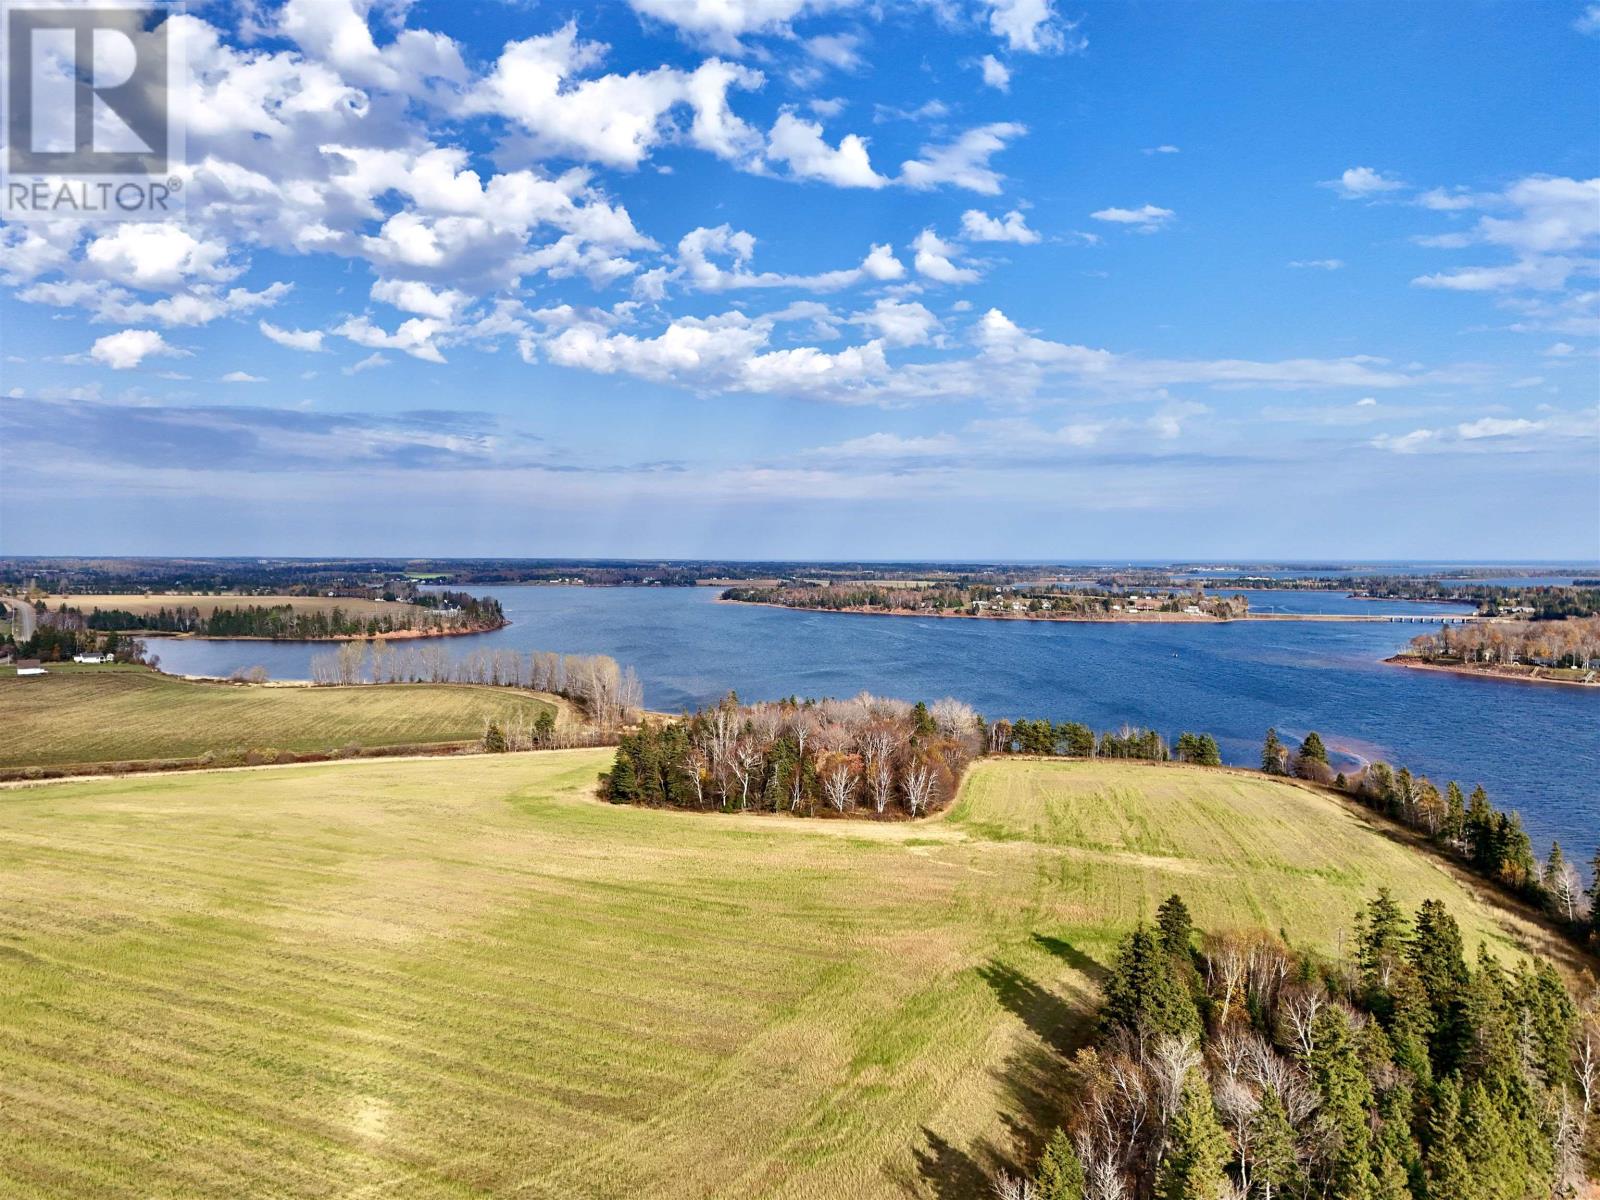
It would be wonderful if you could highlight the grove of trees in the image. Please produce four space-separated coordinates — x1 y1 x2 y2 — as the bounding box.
1407 618 1600 672
601 693 983 817
1003 891 1597 1199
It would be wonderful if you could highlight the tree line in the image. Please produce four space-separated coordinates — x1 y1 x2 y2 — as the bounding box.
601 693 983 817
723 584 1248 620
1000 891 1596 1199
1406 618 1600 672
308 643 642 728
77 594 506 640
989 719 1221 765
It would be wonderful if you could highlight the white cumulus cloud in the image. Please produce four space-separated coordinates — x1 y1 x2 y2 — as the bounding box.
89 329 186 370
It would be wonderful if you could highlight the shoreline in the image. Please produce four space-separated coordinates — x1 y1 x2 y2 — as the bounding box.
123 620 508 644
717 597 1456 625
1385 655 1599 689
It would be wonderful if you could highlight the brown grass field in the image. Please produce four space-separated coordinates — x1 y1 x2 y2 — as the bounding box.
0 666 561 769
0 751 1580 1198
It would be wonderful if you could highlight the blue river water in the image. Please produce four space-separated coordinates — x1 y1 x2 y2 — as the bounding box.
150 585 1597 859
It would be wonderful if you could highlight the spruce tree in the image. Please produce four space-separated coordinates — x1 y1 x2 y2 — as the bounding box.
1464 786 1495 870
1408 900 1470 1075
1249 1087 1299 1200
1034 1128 1085 1200
1308 1005 1378 1199
1102 925 1201 1040
1541 841 1566 909
1372 1084 1421 1200
1356 889 1408 999
1424 1079 1477 1200
1261 727 1288 775
1155 1070 1230 1200
605 746 638 802
1156 893 1195 961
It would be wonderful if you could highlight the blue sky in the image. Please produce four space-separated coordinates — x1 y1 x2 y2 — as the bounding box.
2 0 1597 559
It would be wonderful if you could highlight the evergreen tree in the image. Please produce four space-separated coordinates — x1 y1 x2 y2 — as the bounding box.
605 742 639 802
1372 1084 1421 1200
483 720 508 753
1156 893 1194 961
1308 1005 1378 1199
1386 964 1435 1086
1155 1070 1230 1200
1356 888 1408 999
1541 841 1566 908
1408 900 1470 1075
1261 727 1288 775
1059 722 1095 757
1423 1079 1477 1200
1102 925 1201 1040
1513 958 1576 1089
1295 730 1330 778
1033 1128 1085 1200
1494 812 1536 890
1463 786 1495 870
1249 1087 1299 1200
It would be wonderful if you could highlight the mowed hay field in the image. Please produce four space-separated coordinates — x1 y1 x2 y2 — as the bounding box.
41 594 430 622
0 667 560 768
0 754 1578 1199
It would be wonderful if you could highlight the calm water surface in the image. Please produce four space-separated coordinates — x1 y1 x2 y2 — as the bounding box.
153 586 1598 857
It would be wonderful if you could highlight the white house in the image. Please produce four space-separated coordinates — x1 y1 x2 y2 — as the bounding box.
73 653 111 664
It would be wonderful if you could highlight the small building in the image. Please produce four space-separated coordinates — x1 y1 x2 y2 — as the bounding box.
16 667 47 676
73 653 111 664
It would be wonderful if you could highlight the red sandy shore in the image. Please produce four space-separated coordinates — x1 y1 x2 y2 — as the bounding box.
135 621 509 643
1385 655 1598 689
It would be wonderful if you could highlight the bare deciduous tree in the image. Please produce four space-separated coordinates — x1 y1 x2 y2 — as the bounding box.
821 761 857 813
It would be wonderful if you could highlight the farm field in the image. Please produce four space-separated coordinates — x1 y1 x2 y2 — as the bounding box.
36 592 429 622
0 666 561 769
0 753 1577 1199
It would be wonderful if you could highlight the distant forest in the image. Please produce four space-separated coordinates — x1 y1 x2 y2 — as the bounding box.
74 591 505 640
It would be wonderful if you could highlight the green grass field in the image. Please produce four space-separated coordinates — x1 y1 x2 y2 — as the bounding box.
0 754 1576 1198
0 667 560 769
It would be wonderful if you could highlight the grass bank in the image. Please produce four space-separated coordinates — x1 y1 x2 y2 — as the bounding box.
0 753 1580 1199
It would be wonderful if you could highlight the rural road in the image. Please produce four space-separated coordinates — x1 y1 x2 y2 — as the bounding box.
3 598 36 643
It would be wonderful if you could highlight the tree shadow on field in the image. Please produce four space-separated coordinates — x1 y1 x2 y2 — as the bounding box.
1031 933 1108 985
977 960 1085 1057
962 946 1104 1188
910 1128 1002 1198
